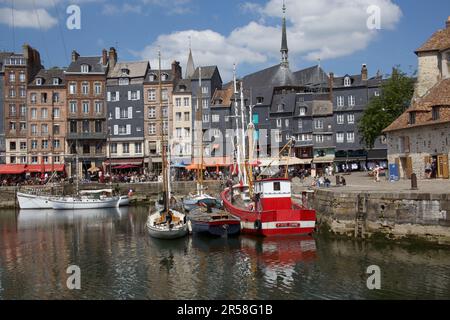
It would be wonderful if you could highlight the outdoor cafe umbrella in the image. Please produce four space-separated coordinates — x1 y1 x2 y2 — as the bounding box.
88 165 101 173
186 163 207 171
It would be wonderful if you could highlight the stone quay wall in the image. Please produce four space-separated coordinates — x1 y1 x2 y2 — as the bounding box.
313 189 450 245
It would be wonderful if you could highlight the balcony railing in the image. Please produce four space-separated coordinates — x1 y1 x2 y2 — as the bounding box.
67 132 107 140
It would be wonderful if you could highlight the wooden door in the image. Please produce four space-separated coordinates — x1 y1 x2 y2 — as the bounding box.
406 157 413 179
438 155 449 179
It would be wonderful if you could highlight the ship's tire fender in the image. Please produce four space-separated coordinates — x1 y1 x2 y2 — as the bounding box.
254 220 262 230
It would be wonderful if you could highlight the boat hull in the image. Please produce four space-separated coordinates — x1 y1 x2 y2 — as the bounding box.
183 195 221 212
189 219 241 237
118 196 130 207
221 189 316 237
17 192 54 209
147 210 188 240
51 197 120 210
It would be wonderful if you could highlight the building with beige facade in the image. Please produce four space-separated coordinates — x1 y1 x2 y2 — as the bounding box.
171 79 192 166
384 17 450 180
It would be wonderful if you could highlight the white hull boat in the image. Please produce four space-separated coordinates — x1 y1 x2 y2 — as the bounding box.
118 196 130 207
51 196 120 210
17 192 54 210
146 209 188 240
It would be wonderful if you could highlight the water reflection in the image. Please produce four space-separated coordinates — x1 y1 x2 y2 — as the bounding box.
0 207 450 299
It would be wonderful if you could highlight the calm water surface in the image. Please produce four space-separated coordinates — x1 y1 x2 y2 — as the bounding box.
0 206 450 300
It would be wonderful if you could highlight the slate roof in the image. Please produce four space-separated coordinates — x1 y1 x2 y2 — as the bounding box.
416 19 450 53
293 65 329 86
243 64 299 89
191 66 220 81
384 78 450 132
145 69 174 84
29 68 66 86
0 52 14 72
211 84 234 108
173 79 192 93
108 61 149 79
66 56 107 74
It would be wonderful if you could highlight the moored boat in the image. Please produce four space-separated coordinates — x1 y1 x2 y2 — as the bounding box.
221 178 316 237
188 205 240 237
146 209 188 240
17 192 54 209
51 189 120 210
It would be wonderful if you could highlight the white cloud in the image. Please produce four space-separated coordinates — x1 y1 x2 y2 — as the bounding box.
135 0 402 81
0 7 57 30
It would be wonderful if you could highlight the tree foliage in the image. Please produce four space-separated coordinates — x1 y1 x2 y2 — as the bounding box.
358 67 415 149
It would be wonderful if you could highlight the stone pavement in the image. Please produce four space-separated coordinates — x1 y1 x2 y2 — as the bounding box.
293 172 450 195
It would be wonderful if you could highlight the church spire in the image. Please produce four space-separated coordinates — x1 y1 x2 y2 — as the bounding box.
280 0 289 68
185 36 195 79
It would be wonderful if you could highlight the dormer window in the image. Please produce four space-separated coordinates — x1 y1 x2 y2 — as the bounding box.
161 73 169 81
119 78 130 86
409 112 416 125
179 85 186 92
277 104 284 112
81 64 89 73
121 68 130 75
52 78 60 85
149 74 157 82
344 77 351 87
36 78 43 86
256 97 264 104
299 107 306 116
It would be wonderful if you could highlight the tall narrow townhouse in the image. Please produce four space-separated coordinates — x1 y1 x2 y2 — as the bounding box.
106 50 150 172
3 44 42 164
171 79 193 166
65 49 109 177
27 69 67 172
143 61 182 173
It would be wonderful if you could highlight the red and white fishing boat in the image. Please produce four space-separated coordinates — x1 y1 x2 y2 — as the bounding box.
221 178 316 237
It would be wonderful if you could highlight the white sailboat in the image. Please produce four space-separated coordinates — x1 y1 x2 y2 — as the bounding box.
146 49 188 240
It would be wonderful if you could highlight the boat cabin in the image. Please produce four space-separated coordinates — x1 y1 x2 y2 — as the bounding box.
254 178 292 211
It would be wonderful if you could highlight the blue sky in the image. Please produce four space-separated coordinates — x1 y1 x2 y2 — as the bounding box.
1 0 449 81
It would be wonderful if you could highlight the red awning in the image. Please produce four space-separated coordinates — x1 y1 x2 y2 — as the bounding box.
0 164 26 175
26 164 65 173
113 165 140 170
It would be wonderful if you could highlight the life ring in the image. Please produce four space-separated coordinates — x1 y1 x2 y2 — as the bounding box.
254 220 262 230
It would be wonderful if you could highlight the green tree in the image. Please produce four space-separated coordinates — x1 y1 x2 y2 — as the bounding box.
359 67 415 149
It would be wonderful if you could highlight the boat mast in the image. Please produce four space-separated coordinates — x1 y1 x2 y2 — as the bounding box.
198 67 204 195
158 49 169 213
239 81 247 186
233 64 242 183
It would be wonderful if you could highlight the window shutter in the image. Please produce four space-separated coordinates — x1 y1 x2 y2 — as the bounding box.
115 107 120 119
126 124 131 135
137 90 141 100
107 92 111 102
128 107 133 119
114 125 118 135
128 91 131 101
116 91 120 101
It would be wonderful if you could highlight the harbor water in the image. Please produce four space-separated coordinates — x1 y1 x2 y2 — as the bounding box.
0 206 450 300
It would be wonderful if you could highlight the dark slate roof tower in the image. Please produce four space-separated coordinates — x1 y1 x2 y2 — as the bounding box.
281 0 289 68
185 39 195 79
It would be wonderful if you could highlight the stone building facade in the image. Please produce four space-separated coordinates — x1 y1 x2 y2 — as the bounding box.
143 62 181 173
27 69 67 168
384 18 450 180
3 45 42 164
65 50 109 177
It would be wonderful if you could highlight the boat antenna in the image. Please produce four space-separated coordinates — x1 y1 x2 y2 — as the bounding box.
158 48 169 214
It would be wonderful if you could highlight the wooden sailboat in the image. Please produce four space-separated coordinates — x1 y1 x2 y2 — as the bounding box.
147 50 188 240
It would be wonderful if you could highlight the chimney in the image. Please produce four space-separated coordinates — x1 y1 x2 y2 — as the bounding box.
329 72 334 102
109 47 117 69
172 60 182 80
71 50 79 62
447 16 450 28
102 49 108 66
361 64 368 81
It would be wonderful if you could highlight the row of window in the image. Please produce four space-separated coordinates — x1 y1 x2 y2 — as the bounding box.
175 97 191 107
69 120 104 134
336 132 356 143
69 101 103 114
7 87 26 98
148 122 168 135
337 96 356 107
30 124 61 136
29 107 61 119
68 82 103 95
110 142 143 154
148 107 168 119
175 112 191 122
336 114 355 125
30 92 61 104
7 71 26 83
174 128 191 139
9 156 62 165
107 90 141 102
9 140 62 151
